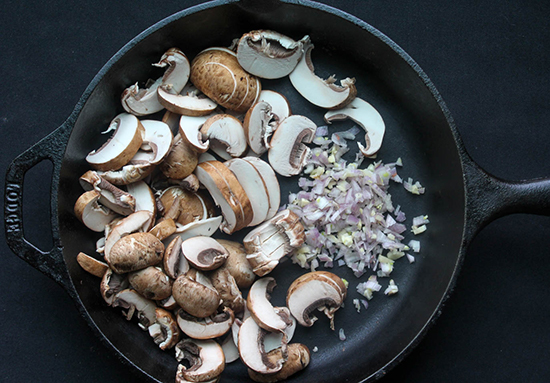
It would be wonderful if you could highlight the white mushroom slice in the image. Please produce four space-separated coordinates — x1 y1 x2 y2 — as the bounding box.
289 40 357 109
79 170 136 216
247 277 293 332
158 83 218 116
74 190 119 232
176 308 234 339
86 113 145 171
139 120 174 165
103 210 154 260
231 306 252 349
194 161 253 234
324 97 386 157
164 215 222 244
268 115 316 177
128 266 172 300
172 271 220 318
181 236 229 271
200 114 247 159
243 101 273 155
126 181 157 222
238 317 284 374
224 158 270 226
100 268 129 306
220 333 240 363
175 339 225 382
149 308 180 350
236 30 306 79
122 48 190 116
258 90 291 123
198 152 217 163
112 289 158 330
242 157 280 220
248 343 310 383
263 310 297 353
163 236 190 279
286 271 347 330
179 113 216 154
76 252 108 278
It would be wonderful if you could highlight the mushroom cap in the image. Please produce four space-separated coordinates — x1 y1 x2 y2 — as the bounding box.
158 186 205 226
159 133 199 180
238 317 284 374
74 190 119 232
216 239 256 289
86 113 145 171
128 266 173 300
242 157 280 221
176 307 234 339
172 273 220 318
247 277 293 332
247 343 310 383
181 236 229 271
236 30 305 79
200 114 247 160
175 339 225 382
163 236 190 279
76 252 108 278
268 115 316 177
79 170 136 216
324 96 386 157
148 218 177 241
107 232 164 274
208 267 245 314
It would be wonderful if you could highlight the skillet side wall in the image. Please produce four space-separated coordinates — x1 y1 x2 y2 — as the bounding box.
54 1 465 382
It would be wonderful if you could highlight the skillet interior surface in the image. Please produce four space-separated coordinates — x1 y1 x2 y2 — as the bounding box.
57 2 465 382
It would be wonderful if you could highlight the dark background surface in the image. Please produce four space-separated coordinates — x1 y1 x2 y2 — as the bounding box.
1 0 549 382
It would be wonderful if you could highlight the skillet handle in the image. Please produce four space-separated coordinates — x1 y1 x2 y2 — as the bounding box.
463 154 550 242
4 122 72 290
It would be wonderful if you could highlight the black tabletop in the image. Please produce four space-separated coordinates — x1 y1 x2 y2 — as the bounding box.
1 1 549 382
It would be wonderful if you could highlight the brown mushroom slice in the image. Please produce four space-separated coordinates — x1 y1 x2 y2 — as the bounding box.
79 170 136 216
176 307 234 339
97 154 155 185
107 232 164 274
125 181 156 229
220 333 240 363
100 268 129 306
74 190 119 232
164 216 222 244
181 236 229 271
224 158 270 226
163 236 190 279
271 209 305 248
158 295 179 311
268 115 316 177
324 97 386 157
238 317 284 374
112 289 157 330
158 186 205 226
139 120 174 165
200 114 247 160
286 271 347 330
258 90 291 124
148 308 180 350
208 268 245 314
263 309 297 353
149 218 177 241
216 239 256 289
178 173 200 193
289 40 357 109
191 47 261 113
86 113 145 171
172 272 220 318
243 157 280 220
236 30 306 79
158 83 218 116
248 343 310 383
76 252 108 278
175 339 225 383
247 277 293 332
198 152 217 163
159 133 199 180
104 210 154 260
179 113 216 154
122 48 190 116
128 266 172 300
194 161 253 234
243 101 273 155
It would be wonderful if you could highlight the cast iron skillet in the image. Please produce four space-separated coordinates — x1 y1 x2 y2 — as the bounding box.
5 0 550 382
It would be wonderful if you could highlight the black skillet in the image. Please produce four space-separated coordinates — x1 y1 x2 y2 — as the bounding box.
4 0 550 382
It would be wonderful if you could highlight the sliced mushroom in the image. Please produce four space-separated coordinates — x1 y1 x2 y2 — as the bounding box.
97 153 155 185
100 268 129 306
181 236 228 271
324 97 386 157
194 161 253 234
86 113 145 171
158 186 205 226
178 173 200 193
158 295 179 311
107 232 164 274
74 190 119 232
104 210 154 260
162 110 181 134
200 114 247 160
158 83 218 116
139 120 174 165
172 272 220 318
128 266 172 300
224 158 270 226
247 277 293 333
286 271 347 330
122 48 190 116
191 47 261 113
243 101 273 155
220 333 240 363
79 170 135 215
236 30 306 79
248 343 310 383
238 317 284 374
175 339 225 383
126 181 157 229
179 113 216 154
242 157 280 220
208 267 245 314
216 239 256 289
268 115 316 177
163 236 190 279
164 215 222 244
176 307 234 339
76 252 108 278
149 218 177 241
159 133 199 180
258 90 291 124
289 40 357 109
112 289 157 330
148 308 180 350
263 310 296 353
198 152 217 163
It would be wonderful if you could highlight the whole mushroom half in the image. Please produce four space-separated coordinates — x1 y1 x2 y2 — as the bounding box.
106 232 164 274
128 266 173 300
172 270 220 318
